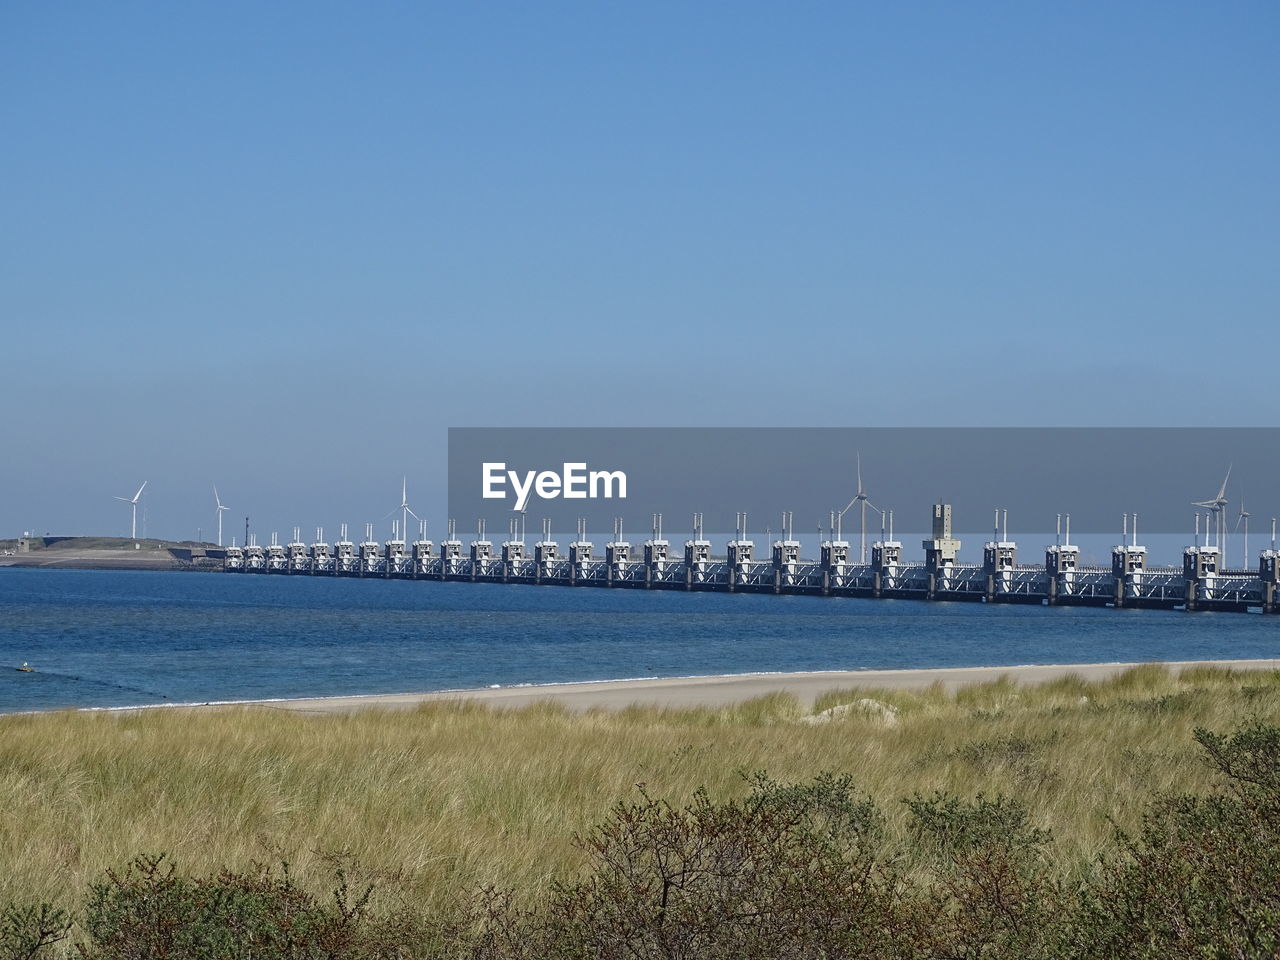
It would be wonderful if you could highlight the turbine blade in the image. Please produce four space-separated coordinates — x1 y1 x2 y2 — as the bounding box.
114 496 131 502
380 507 399 521
134 481 148 502
856 452 862 494
1216 464 1232 502
405 507 421 521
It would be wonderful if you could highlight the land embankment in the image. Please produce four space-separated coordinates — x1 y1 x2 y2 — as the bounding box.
0 536 221 571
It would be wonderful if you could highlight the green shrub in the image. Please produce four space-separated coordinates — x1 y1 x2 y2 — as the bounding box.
1195 721 1280 792
78 855 425 960
905 792 1064 959
478 772 914 960
0 903 70 960
1069 722 1280 959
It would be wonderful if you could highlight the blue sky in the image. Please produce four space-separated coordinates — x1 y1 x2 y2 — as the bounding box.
2 1 1277 542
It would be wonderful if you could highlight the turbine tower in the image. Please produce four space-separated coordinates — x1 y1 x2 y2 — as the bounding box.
1192 464 1231 556
213 485 229 546
383 477 420 542
837 453 880 564
114 481 147 540
1234 497 1250 570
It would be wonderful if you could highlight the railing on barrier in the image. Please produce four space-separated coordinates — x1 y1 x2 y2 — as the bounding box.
937 566 986 596
1200 578 1265 605
997 569 1045 596
221 545 1274 614
1127 571 1184 603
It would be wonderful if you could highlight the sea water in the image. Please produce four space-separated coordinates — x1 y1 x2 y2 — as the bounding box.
1 568 1276 712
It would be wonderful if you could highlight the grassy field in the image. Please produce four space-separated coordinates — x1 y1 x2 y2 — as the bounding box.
2 662 1278 914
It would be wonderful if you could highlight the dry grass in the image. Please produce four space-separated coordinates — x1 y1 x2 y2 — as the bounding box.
2 664 1278 911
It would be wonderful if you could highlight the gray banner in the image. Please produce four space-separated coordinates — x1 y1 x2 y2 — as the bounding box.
447 427 1278 535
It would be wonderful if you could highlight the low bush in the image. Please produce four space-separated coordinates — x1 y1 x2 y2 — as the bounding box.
1069 723 1280 959
0 904 70 960
75 856 429 960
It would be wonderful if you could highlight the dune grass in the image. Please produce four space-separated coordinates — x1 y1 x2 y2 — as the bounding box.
2 664 1278 913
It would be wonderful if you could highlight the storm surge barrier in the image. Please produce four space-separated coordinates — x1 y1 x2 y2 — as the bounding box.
221 506 1280 615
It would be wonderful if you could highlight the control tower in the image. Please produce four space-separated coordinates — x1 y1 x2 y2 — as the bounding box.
1111 514 1146 607
772 511 801 594
606 517 631 586
412 532 434 577
923 504 962 598
726 512 754 591
534 518 558 583
644 514 669 588
439 519 464 578
569 518 594 585
470 519 494 581
982 509 1016 600
1045 515 1079 604
685 512 711 589
501 517 526 582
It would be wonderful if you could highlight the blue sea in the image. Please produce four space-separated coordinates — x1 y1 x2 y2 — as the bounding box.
1 568 1276 713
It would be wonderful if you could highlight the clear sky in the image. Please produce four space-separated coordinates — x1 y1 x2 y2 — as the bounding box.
2 2 1277 542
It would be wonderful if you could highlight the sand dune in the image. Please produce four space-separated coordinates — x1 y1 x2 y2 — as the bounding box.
224 659 1280 715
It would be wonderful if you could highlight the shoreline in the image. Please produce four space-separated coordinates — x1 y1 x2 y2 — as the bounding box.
15 658 1280 717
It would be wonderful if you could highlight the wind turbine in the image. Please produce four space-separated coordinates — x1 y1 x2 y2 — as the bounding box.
1192 464 1231 555
213 485 229 546
1234 497 1250 570
383 477 420 542
837 453 879 564
114 481 147 540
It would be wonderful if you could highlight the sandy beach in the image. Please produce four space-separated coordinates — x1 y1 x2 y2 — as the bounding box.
194 658 1280 715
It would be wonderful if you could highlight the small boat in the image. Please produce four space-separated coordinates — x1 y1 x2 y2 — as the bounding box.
16 662 33 673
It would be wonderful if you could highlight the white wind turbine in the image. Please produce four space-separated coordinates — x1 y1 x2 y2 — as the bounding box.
114 481 148 540
1192 464 1231 555
383 477 420 542
213 485 230 546
836 453 879 564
